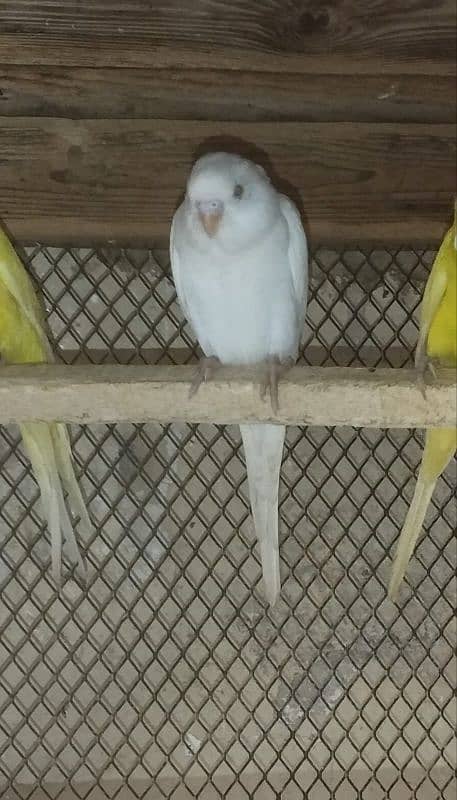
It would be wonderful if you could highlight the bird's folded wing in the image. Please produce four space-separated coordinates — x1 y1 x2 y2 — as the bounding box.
279 195 308 342
0 230 53 361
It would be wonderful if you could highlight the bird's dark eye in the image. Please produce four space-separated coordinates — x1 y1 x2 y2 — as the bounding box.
233 184 244 199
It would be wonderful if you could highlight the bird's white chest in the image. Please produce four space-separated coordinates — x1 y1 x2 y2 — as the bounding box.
177 237 297 364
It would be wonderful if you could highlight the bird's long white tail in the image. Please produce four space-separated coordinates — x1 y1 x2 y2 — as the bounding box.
19 422 89 585
240 423 285 606
388 472 435 601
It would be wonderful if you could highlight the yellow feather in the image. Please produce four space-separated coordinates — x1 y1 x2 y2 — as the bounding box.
389 218 457 600
0 228 91 584
0 232 52 362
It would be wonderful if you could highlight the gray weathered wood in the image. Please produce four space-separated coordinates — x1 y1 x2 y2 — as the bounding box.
1 67 454 123
0 364 455 428
0 0 455 73
0 118 454 245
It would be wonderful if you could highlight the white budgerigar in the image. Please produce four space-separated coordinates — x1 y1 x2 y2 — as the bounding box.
170 152 308 605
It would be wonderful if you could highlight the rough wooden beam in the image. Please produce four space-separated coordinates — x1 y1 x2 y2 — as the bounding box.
1 35 455 75
0 364 455 428
0 0 455 73
1 66 454 124
0 119 455 246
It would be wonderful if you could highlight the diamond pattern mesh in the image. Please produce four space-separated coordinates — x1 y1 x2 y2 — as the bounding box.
0 245 455 800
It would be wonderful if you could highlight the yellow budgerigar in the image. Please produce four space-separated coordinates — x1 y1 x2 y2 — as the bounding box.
0 228 92 585
389 212 457 600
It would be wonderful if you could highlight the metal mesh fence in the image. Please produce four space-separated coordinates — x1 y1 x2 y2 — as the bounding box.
0 245 455 800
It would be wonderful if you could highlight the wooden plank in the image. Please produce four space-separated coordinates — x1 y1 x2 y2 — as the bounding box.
1 35 455 75
1 66 454 123
0 118 454 246
0 364 455 428
0 0 455 74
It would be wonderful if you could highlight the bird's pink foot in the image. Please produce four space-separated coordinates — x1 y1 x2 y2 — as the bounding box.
260 356 294 414
189 355 221 398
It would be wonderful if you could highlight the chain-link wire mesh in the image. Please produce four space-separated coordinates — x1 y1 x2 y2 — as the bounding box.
0 245 455 800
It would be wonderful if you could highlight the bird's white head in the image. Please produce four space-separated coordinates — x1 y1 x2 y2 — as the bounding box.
184 152 280 251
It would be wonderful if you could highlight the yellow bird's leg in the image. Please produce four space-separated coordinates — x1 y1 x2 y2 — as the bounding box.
416 352 439 400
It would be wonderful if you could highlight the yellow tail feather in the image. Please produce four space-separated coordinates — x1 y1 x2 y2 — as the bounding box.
389 475 435 601
51 424 93 537
20 422 88 584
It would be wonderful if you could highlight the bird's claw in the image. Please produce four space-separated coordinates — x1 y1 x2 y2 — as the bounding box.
260 356 294 414
416 356 438 400
189 356 221 398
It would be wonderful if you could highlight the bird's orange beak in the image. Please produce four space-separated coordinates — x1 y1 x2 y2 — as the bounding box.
197 200 224 238
199 212 222 237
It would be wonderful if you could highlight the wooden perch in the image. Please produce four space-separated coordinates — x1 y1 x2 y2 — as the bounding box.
0 364 455 428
